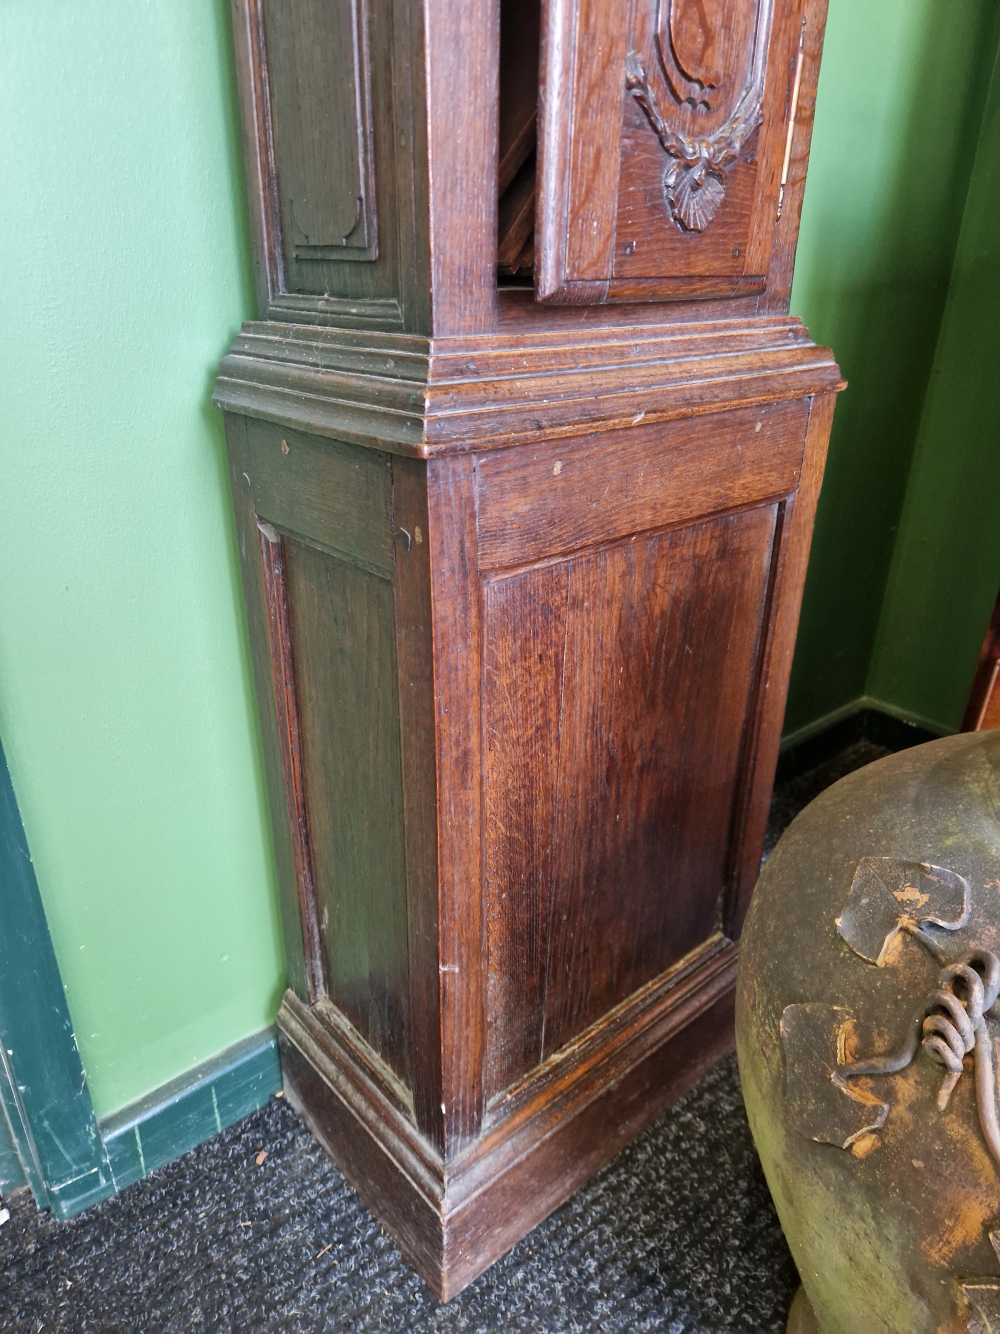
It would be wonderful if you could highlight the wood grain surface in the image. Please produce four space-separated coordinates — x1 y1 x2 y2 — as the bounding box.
483 508 777 1093
283 539 412 1086
219 0 841 1297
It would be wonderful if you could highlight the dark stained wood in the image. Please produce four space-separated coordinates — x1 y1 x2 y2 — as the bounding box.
218 0 840 1297
725 391 838 936
497 153 536 275
223 416 309 999
278 1000 445 1281
498 0 540 194
389 457 446 1145
215 0 500 332
247 420 394 572
534 0 823 304
230 0 424 331
278 939 737 1300
536 0 628 300
425 457 486 1155
445 956 736 1295
423 0 499 334
474 399 806 568
962 591 1000 732
262 0 377 266
483 509 776 1092
215 317 841 457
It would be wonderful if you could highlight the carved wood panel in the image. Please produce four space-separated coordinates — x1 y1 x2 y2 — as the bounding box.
536 0 807 303
482 505 779 1097
627 0 773 234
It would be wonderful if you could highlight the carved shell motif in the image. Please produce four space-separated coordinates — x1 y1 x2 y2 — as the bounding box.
626 0 774 233
664 159 726 233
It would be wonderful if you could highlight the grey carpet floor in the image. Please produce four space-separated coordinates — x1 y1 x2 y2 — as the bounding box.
0 1057 792 1333
0 739 892 1332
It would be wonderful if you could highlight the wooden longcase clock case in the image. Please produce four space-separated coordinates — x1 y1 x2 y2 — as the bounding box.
214 0 842 1299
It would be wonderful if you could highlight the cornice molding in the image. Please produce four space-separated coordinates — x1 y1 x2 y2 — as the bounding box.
213 316 844 457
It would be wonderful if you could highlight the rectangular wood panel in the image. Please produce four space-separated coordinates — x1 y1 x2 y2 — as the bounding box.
247 420 394 575
536 0 808 302
262 0 377 265
475 400 806 570
283 537 412 1088
483 505 777 1096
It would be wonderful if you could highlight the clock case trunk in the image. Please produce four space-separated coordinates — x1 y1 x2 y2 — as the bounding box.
214 0 842 1299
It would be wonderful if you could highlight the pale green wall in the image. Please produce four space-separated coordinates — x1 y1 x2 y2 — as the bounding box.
0 2 282 1119
786 0 1000 735
867 44 1000 731
2 0 998 1121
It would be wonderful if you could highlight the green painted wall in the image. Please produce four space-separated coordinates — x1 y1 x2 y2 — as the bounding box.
867 45 1000 732
0 2 282 1119
785 0 1000 735
2 0 998 1124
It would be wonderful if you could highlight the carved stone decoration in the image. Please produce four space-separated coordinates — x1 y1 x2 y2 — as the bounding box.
777 857 1000 1173
964 1279 1000 1333
737 732 1000 1333
780 1003 888 1149
626 0 774 232
965 1237 1000 1332
837 857 971 966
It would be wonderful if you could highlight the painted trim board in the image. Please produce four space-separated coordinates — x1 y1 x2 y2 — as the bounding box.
0 1100 25 1196
99 1028 282 1193
780 693 952 754
0 737 113 1219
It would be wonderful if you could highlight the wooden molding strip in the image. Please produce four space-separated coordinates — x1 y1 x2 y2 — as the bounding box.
277 938 738 1296
274 939 736 1211
256 520 326 1001
214 316 843 457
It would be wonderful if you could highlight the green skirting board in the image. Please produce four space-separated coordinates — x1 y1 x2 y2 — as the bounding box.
99 1029 282 1194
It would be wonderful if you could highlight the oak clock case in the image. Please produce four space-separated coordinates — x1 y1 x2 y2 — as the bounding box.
214 0 842 1300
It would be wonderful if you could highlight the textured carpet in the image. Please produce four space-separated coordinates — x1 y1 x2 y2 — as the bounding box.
0 741 893 1332
762 737 890 859
0 1058 794 1333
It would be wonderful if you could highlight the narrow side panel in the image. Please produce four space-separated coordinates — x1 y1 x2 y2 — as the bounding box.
241 419 413 1087
282 539 413 1086
224 413 310 998
726 391 837 934
391 458 446 1144
426 457 486 1154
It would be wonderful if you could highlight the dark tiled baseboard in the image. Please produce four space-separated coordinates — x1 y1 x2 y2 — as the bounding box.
98 1029 281 1198
776 705 946 783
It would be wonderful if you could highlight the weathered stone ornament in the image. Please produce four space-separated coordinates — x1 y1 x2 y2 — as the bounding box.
737 732 1000 1333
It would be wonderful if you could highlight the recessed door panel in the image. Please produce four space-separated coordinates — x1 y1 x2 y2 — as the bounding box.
536 0 804 302
483 505 778 1096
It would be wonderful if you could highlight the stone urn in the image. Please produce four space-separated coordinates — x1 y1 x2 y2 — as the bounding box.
737 731 1000 1333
